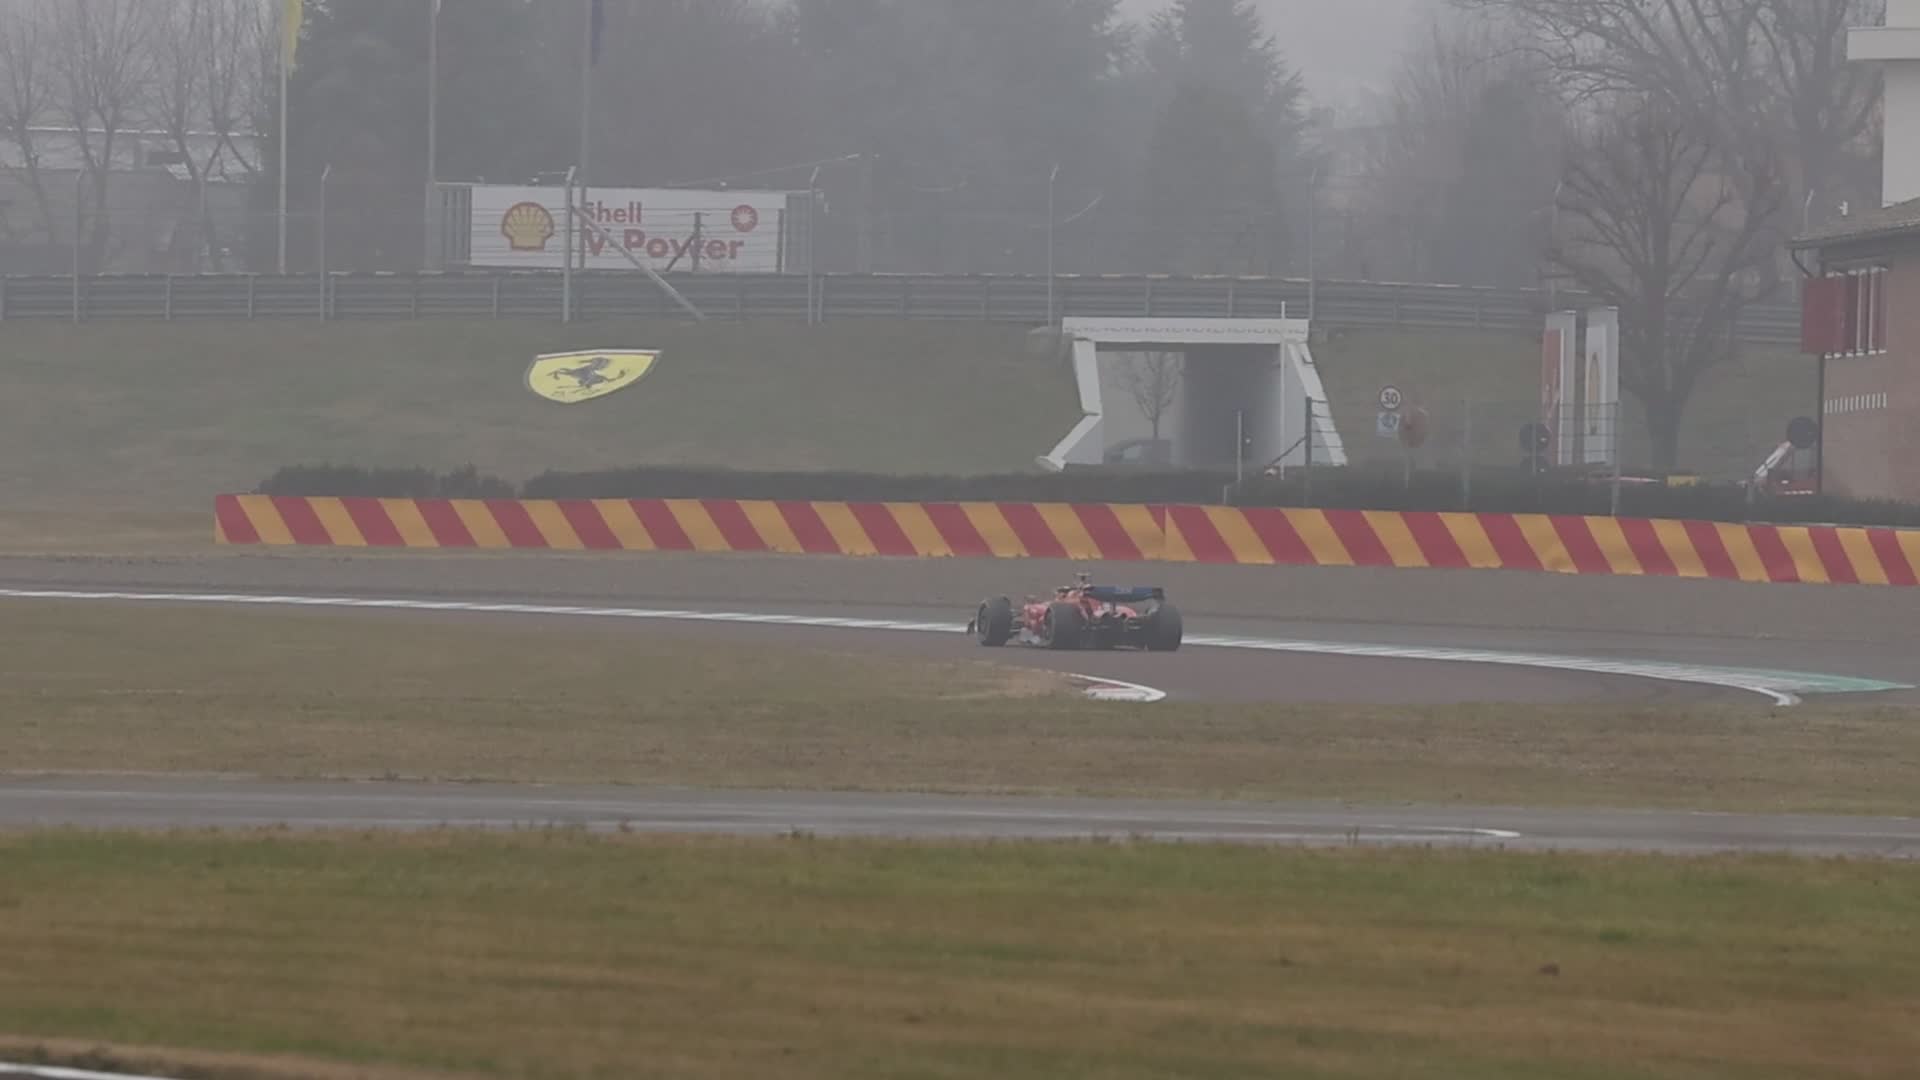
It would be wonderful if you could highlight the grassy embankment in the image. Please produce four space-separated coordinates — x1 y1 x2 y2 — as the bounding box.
4 598 1917 816
0 318 1808 527
0 319 1075 513
0 832 1915 1080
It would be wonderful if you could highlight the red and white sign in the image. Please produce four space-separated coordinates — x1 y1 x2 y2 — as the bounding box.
468 184 790 273
1541 312 1579 467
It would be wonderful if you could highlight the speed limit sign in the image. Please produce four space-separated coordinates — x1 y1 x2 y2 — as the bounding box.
1379 386 1403 411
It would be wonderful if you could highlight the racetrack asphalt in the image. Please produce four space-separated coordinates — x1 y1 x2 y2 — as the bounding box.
5 549 1919 855
2 549 1916 704
3 777 1916 858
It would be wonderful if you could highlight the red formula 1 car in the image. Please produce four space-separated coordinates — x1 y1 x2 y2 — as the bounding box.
969 573 1184 652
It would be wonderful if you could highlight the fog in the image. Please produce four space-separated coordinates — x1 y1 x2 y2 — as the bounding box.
1122 0 1430 101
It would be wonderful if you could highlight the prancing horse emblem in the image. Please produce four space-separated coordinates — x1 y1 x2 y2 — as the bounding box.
524 349 660 404
554 355 617 390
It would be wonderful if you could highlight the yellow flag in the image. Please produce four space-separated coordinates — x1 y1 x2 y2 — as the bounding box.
282 0 303 69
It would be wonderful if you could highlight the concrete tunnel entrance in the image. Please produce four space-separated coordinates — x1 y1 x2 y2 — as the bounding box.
1041 318 1348 472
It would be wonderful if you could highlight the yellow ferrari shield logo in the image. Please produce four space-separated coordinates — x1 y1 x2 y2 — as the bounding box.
525 350 660 404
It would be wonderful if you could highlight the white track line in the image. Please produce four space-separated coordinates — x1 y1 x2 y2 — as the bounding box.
0 1066 179 1080
1 587 1907 706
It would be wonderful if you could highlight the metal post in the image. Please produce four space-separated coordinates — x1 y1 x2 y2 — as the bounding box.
1046 162 1059 327
1462 395 1474 509
806 166 822 326
579 0 593 186
72 169 83 323
424 0 439 270
278 22 290 275
1302 396 1315 506
691 213 703 273
855 152 874 273
1545 179 1564 313
1610 403 1624 517
1306 161 1320 322
1815 355 1827 496
318 163 331 318
1235 410 1245 488
562 165 576 324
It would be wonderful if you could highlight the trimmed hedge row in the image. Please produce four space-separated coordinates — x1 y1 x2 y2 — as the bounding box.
259 464 515 500
1229 467 1920 527
519 465 1239 504
254 463 1920 530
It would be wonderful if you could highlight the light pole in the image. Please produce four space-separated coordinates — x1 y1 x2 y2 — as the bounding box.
72 169 84 322
1046 162 1060 327
1306 159 1322 322
562 165 577 324
424 0 440 270
318 163 332 318
278 4 292 274
1546 179 1565 312
807 165 822 326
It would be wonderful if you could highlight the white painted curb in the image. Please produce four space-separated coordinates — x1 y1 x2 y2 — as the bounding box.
1066 674 1168 703
0 1064 179 1080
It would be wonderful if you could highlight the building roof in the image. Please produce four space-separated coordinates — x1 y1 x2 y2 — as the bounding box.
1793 196 1920 249
0 128 260 182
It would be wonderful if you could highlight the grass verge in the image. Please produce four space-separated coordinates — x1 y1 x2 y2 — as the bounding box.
4 598 1919 815
0 318 1075 510
1312 328 1813 478
1 832 1917 1079
0 316 1815 515
0 510 209 555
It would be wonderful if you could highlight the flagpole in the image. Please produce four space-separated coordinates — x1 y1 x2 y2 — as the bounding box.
425 0 439 270
278 27 289 274
578 0 596 272
580 0 593 183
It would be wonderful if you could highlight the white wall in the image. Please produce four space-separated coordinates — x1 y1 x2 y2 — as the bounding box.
1853 1 1920 205
1043 319 1346 471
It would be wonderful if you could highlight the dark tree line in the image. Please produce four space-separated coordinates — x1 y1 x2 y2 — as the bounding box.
262 0 1313 276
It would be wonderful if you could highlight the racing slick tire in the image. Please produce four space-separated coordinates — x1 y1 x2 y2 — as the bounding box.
976 596 1014 647
1146 603 1184 652
1042 601 1085 651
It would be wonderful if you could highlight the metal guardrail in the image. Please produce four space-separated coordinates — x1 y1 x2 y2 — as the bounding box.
0 271 1803 344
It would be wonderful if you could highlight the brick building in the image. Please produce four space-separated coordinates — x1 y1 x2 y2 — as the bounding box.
1792 0 1920 500
1794 208 1905 498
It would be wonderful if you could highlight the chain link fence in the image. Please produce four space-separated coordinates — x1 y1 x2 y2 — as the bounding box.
1293 393 1814 489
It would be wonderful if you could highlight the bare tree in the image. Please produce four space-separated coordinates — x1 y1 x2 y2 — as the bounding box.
1758 0 1883 222
1454 0 1863 467
1121 351 1184 443
46 0 156 272
0 0 60 256
1457 0 1879 222
1553 93 1788 468
1352 13 1566 286
148 0 262 269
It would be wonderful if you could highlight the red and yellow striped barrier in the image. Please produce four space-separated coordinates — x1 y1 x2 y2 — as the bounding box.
214 495 1920 587
215 495 1167 562
1164 506 1920 586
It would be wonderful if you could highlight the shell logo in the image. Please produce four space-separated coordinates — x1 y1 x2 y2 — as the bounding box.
501 201 557 252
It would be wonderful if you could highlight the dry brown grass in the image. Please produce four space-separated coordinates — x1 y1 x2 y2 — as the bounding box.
0 831 1916 1079
3 597 1920 815
0 511 210 555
